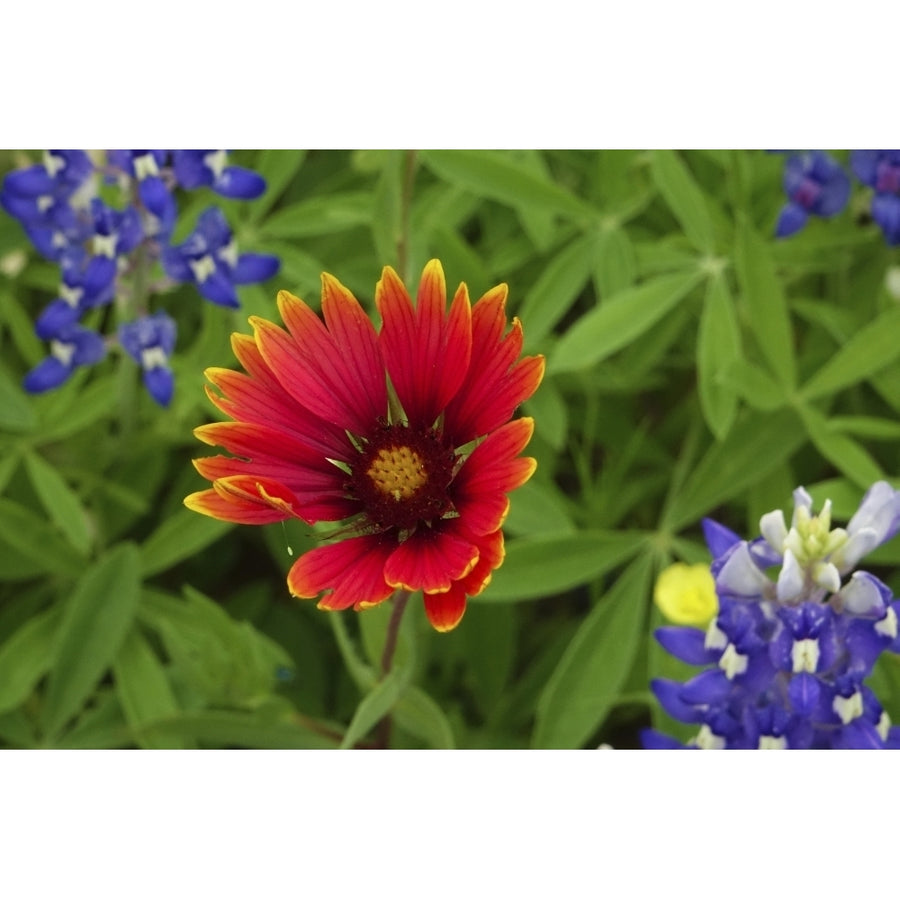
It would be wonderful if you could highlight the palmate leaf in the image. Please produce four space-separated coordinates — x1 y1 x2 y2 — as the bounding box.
481 530 647 602
549 270 703 373
0 497 86 578
650 150 717 253
734 218 796 389
800 304 900 400
533 553 653 748
664 408 807 532
0 606 60 716
140 508 233 577
518 230 603 348
42 543 142 738
797 404 884 490
419 149 595 222
696 274 741 439
0 366 36 432
112 628 188 750
24 450 92 555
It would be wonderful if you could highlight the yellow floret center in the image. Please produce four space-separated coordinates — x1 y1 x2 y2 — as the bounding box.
367 446 428 502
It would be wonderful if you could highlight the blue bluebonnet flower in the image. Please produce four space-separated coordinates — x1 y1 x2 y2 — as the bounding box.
23 324 106 393
172 150 266 200
850 150 900 245
162 207 279 308
2 150 277 406
644 482 900 749
118 312 177 407
106 150 177 237
775 151 851 238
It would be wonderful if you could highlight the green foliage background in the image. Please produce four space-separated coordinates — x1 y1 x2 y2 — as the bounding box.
2 149 900 749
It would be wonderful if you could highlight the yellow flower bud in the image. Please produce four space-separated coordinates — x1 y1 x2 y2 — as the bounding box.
654 562 717 627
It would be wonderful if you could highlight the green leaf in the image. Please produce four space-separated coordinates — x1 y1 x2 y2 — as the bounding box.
519 230 601 347
828 416 900 441
0 498 85 577
800 305 900 400
259 192 372 239
523 376 568 451
650 150 716 253
34 378 116 442
665 409 807 531
370 150 404 266
734 219 796 388
23 451 92 555
0 606 60 715
420 149 595 221
720 358 787 411
112 628 187 749
393 685 456 749
593 226 637 298
340 670 406 749
533 554 653 748
248 149 307 222
696 274 741 438
0 367 36 432
140 508 233 576
503 479 576 537
0 289 43 367
482 530 647 602
135 709 338 749
798 404 884 490
549 271 702 373
0 452 20 495
139 586 293 708
42 543 142 737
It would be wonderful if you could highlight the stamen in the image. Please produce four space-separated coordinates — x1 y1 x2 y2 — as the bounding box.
189 255 216 283
833 691 863 724
791 638 820 673
367 445 428 502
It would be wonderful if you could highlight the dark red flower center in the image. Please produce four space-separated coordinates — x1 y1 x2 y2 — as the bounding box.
349 422 458 533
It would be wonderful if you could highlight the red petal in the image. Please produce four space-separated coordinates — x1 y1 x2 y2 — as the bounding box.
383 526 479 593
376 261 472 428
443 285 545 443
423 584 468 632
192 456 357 523
183 476 298 525
258 286 386 435
204 365 352 462
459 529 505 596
287 534 395 610
452 418 537 535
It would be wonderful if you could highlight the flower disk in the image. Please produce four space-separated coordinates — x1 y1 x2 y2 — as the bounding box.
184 259 545 632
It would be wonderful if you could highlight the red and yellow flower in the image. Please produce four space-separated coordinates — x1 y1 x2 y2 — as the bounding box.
184 260 544 631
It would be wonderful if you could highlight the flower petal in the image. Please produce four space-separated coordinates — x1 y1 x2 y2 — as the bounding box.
252 285 386 435
383 526 479 594
287 535 395 610
443 285 545 443
423 584 468 632
376 260 473 428
184 474 299 525
452 418 536 535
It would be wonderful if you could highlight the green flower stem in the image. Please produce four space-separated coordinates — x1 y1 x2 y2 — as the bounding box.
374 589 412 749
380 589 411 676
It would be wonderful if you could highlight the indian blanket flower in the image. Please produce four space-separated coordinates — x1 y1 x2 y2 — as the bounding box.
850 149 900 245
644 483 900 749
184 260 545 632
775 150 851 238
